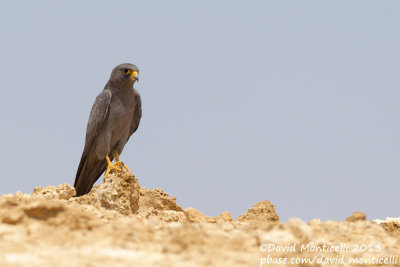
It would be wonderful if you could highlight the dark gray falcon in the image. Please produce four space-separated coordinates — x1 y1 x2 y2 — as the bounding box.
74 63 142 196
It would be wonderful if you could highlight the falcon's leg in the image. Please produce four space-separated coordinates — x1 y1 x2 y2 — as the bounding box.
113 153 132 174
104 155 121 177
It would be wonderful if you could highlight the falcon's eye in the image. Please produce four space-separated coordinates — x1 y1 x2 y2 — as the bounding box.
122 68 131 75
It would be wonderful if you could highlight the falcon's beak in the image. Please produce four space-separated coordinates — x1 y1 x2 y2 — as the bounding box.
130 71 139 82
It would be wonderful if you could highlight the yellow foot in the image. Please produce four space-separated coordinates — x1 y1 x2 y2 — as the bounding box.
113 161 132 174
122 163 132 174
114 153 133 174
104 156 121 178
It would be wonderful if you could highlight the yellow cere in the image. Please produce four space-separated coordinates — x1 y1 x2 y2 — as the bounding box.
130 71 138 77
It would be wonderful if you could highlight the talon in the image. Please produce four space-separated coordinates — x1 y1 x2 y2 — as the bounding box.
122 163 132 174
104 153 133 176
113 153 122 167
113 161 123 168
104 155 121 178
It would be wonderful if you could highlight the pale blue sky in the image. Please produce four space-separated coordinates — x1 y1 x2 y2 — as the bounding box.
0 1 399 221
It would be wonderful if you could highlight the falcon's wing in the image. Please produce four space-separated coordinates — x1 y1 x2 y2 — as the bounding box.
74 89 112 195
83 89 112 151
128 89 142 139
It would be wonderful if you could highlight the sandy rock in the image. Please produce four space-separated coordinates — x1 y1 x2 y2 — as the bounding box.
184 207 211 223
381 221 400 233
149 210 187 223
23 200 66 220
0 172 398 267
287 218 313 241
215 211 233 222
309 218 321 225
137 187 183 220
32 183 76 200
1 209 24 225
236 200 279 223
73 173 140 217
346 211 366 222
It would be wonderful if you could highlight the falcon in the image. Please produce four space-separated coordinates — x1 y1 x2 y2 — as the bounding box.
74 63 142 196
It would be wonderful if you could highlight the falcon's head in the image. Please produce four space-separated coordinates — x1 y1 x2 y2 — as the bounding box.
110 63 139 87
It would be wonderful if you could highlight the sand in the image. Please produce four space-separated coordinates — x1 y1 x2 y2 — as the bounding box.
0 172 398 266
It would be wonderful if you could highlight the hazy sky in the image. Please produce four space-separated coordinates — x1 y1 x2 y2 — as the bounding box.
0 1 399 221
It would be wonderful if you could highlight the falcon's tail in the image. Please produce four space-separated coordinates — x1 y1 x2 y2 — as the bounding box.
74 152 107 196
